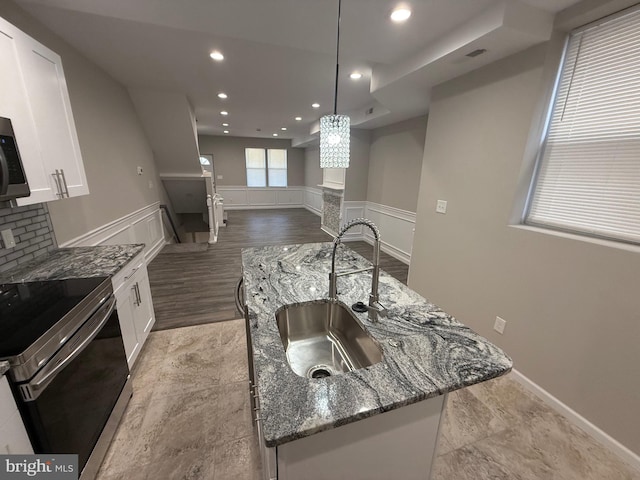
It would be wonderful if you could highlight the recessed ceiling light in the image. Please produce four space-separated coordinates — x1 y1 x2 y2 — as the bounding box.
222 123 229 127
350 72 362 80
295 116 302 121
273 133 278 137
390 7 411 22
210 50 224 61
220 111 228 116
312 103 320 108
223 130 229 134
281 127 287 131
218 92 228 99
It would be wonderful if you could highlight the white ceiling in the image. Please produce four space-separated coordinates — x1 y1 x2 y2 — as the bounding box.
15 0 582 142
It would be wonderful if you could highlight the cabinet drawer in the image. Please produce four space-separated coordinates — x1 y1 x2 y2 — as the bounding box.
111 253 145 295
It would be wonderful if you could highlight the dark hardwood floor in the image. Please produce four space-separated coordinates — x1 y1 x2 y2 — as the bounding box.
148 208 409 330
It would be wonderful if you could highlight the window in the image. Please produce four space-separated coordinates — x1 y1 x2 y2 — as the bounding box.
200 154 213 175
526 7 640 245
245 148 287 187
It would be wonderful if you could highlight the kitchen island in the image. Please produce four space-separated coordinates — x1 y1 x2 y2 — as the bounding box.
242 242 512 480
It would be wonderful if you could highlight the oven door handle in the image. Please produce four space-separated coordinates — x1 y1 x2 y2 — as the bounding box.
0 147 9 196
20 296 117 401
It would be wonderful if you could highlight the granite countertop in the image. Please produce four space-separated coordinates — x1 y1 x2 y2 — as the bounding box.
0 244 146 283
0 361 9 376
242 242 512 448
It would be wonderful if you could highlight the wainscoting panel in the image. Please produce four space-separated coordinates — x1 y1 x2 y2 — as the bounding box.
277 189 304 205
305 193 416 265
247 188 277 206
341 201 366 240
218 186 305 210
363 202 415 265
60 202 166 262
219 187 248 207
304 187 323 215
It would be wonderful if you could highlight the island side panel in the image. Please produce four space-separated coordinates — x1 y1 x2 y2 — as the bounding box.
276 393 446 480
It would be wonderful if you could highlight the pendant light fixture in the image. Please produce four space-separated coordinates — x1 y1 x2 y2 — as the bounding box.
320 0 350 169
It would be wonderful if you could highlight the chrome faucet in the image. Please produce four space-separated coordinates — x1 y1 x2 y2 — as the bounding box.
329 218 387 322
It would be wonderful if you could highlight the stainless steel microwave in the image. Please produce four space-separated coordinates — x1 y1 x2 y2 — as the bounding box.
0 116 30 204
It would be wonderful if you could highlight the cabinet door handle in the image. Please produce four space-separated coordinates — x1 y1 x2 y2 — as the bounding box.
134 283 142 305
59 168 70 197
131 286 138 306
51 170 63 198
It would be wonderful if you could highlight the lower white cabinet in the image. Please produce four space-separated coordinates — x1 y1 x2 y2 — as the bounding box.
0 376 33 454
112 252 156 367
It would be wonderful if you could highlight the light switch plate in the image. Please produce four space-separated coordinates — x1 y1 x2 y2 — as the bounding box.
137 166 143 175
494 316 506 334
1 229 16 249
436 200 447 214
217 175 223 180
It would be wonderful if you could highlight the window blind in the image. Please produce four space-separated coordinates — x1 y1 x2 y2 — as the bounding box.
526 7 640 244
246 148 266 187
267 149 287 187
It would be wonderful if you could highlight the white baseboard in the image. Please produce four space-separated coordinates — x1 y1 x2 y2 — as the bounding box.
59 202 166 264
510 369 640 470
305 204 322 217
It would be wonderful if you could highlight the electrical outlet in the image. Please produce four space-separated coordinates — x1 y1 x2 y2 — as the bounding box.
217 175 223 180
137 166 143 175
494 316 506 334
1 229 16 249
436 200 447 214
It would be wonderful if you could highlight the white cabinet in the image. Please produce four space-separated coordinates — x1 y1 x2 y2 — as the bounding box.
112 253 156 367
0 376 33 454
0 16 88 205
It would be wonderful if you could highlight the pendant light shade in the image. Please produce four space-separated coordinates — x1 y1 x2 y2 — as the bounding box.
320 114 350 168
320 0 350 169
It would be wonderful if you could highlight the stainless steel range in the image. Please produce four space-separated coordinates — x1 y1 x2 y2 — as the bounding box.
0 276 132 480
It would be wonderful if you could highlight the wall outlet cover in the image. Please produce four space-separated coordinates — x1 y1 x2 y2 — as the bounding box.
1 229 16 249
436 200 447 214
137 166 144 175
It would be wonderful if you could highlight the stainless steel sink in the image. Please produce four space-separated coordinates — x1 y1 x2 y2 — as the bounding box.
275 300 383 379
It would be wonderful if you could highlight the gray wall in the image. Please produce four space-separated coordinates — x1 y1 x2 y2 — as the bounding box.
303 129 371 201
408 42 640 454
344 129 371 201
198 135 305 186
367 116 427 212
304 147 322 188
0 0 172 245
0 203 56 273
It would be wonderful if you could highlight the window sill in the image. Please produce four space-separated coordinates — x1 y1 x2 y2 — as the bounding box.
509 224 640 253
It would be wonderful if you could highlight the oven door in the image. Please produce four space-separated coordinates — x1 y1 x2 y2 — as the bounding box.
16 295 129 472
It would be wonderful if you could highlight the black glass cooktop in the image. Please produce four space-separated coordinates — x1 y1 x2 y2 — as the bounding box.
0 277 108 356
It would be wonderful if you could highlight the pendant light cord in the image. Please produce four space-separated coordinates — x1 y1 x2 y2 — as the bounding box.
333 0 342 115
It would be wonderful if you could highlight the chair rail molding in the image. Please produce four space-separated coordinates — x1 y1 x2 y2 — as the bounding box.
59 202 166 262
217 186 305 210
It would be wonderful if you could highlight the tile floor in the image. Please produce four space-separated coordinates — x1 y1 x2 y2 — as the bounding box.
97 320 640 480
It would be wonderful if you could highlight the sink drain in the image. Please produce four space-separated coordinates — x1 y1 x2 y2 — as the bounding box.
307 365 332 379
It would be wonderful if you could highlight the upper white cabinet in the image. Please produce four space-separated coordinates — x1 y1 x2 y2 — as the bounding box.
0 16 89 205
